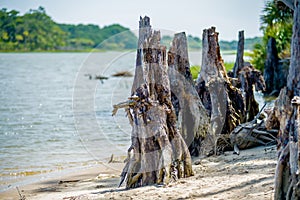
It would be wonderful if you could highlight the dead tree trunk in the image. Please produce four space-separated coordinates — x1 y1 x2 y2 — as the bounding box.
113 16 193 189
264 37 279 95
231 30 265 121
232 30 244 78
131 16 152 94
238 63 266 121
271 0 300 199
195 27 245 155
168 32 209 156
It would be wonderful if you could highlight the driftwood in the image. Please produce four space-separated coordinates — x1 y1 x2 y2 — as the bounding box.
230 104 277 155
113 16 193 189
112 71 133 77
230 121 277 154
269 0 300 199
168 32 209 156
195 27 245 155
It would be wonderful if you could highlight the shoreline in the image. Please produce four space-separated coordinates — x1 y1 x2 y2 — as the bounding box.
0 146 277 200
0 162 124 200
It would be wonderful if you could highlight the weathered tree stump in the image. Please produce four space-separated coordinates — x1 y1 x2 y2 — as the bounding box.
131 16 152 94
230 30 266 122
269 0 300 199
232 30 244 78
113 16 193 189
264 37 279 95
168 32 209 156
195 27 245 155
238 63 266 121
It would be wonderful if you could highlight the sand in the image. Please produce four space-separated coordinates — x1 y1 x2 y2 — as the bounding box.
0 146 277 200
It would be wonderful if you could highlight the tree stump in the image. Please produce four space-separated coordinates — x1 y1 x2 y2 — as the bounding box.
264 37 279 95
231 30 265 122
168 32 209 156
270 0 300 199
131 16 152 94
238 63 266 121
232 30 244 78
114 16 193 189
195 27 245 155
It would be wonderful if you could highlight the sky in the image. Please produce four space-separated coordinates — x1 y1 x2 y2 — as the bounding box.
0 0 265 41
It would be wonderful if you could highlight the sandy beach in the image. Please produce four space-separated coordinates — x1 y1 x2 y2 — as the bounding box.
0 145 276 200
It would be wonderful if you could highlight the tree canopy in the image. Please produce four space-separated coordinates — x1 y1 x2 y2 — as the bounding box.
250 0 293 71
0 7 262 52
0 7 137 51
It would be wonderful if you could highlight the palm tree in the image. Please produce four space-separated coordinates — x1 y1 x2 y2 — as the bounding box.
251 0 293 70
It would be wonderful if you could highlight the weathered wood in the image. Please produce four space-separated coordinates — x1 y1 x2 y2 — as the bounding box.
272 0 300 198
195 27 245 155
279 0 295 10
287 4 300 97
232 30 244 78
264 37 279 95
230 120 277 150
230 103 278 152
168 32 209 156
131 16 152 94
115 17 193 189
197 27 228 83
238 63 266 121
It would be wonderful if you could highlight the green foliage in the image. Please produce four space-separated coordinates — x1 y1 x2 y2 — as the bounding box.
250 43 266 71
187 35 201 50
190 65 200 80
190 63 233 80
0 7 265 52
0 7 137 51
219 37 262 51
224 62 235 72
250 0 293 71
161 35 201 50
0 7 66 51
58 23 137 50
163 34 260 52
97 24 137 49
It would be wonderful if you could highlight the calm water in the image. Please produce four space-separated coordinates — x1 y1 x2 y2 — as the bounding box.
0 51 245 192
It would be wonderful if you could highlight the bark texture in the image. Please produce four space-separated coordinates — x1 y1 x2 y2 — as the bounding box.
114 16 193 189
232 30 244 78
131 16 152 94
270 0 300 199
195 27 245 155
238 63 266 121
264 37 280 95
168 32 209 156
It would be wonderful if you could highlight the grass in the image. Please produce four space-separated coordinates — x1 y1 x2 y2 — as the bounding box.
190 62 235 80
224 62 235 72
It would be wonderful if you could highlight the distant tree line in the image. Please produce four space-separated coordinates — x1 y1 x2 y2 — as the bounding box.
0 7 262 52
161 35 262 51
220 37 262 51
0 7 137 51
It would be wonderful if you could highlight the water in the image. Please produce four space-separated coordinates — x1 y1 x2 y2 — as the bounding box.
0 52 134 192
0 51 253 192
